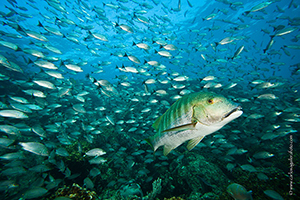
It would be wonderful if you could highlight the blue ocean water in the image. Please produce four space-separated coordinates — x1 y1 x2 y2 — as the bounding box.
0 0 299 199
1 0 299 81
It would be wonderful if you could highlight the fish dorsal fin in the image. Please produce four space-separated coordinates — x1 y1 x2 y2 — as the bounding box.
152 115 163 132
187 136 205 151
162 122 195 133
163 145 173 156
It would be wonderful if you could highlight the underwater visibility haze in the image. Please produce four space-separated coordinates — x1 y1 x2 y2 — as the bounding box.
0 0 299 199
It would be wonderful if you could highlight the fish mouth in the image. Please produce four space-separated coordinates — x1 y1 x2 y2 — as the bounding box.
223 106 242 119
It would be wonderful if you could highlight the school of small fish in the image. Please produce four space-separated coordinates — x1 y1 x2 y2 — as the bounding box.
0 0 299 199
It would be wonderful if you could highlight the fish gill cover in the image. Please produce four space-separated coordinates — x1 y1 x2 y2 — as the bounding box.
0 0 299 200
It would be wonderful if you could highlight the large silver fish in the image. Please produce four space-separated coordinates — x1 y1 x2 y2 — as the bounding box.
146 91 243 156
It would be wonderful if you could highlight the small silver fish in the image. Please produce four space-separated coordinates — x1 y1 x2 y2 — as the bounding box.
85 148 106 157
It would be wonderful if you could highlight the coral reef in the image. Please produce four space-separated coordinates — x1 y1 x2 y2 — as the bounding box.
163 197 185 200
143 177 162 200
46 183 98 200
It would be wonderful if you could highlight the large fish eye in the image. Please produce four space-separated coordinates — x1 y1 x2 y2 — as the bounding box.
208 99 214 104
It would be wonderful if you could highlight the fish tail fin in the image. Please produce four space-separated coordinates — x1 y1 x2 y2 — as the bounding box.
247 191 253 200
214 42 219 47
263 48 267 54
37 21 43 27
243 11 250 15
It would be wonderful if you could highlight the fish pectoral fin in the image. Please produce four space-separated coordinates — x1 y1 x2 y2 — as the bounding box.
162 122 196 133
187 136 205 151
163 145 174 156
145 136 155 151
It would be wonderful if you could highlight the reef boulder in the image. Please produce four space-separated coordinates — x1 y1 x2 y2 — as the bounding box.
176 153 229 199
